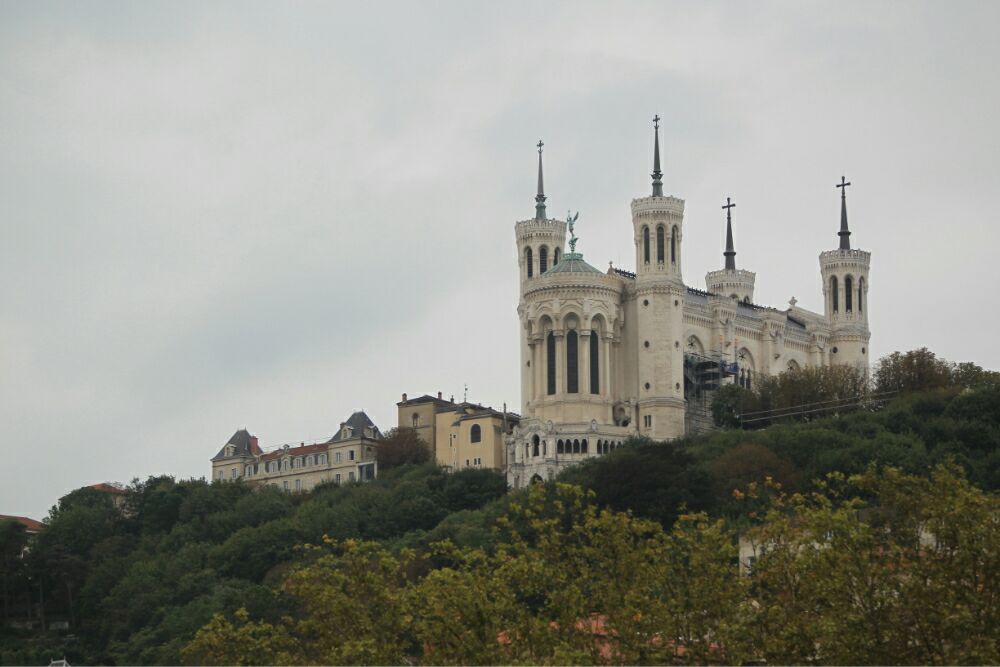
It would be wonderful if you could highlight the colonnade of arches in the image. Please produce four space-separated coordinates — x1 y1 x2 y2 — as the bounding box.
523 434 624 460
829 274 865 314
531 313 612 400
523 244 561 279
641 223 678 265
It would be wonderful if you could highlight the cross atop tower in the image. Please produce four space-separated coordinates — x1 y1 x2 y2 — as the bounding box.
535 139 547 220
651 115 663 197
837 175 851 250
722 197 736 270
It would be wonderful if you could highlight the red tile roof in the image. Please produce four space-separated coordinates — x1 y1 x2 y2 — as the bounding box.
259 442 330 462
0 514 44 532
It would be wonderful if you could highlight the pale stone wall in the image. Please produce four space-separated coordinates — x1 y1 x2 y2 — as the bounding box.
507 173 872 490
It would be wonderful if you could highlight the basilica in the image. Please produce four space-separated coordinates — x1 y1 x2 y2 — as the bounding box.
506 118 871 488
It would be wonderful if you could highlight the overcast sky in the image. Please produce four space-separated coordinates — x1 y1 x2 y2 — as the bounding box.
2 1 998 519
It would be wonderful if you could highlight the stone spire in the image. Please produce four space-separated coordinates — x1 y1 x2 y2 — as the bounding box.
837 175 851 250
722 197 736 270
535 140 547 220
651 115 663 197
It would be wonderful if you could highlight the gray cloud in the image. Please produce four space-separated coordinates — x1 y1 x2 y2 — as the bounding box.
2 1 998 519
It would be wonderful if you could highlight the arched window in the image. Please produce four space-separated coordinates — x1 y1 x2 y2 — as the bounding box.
845 275 853 312
656 225 665 263
831 275 839 312
642 226 650 264
539 246 548 274
573 439 580 453
412 413 419 428
858 277 865 313
566 330 579 393
305 455 313 466
581 439 588 454
554 248 560 265
470 424 481 443
546 331 556 395
590 330 600 394
671 226 678 263
245 465 253 476
557 439 564 454
525 247 533 278
532 434 540 457
282 459 289 471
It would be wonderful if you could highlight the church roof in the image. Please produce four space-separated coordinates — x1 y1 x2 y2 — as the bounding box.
543 252 603 275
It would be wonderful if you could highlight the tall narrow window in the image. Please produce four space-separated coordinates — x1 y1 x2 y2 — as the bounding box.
532 435 540 457
525 247 533 278
845 276 853 312
566 330 579 393
546 332 556 395
554 248 560 265
539 246 548 274
656 225 665 263
590 330 599 394
671 226 677 263
831 275 839 312
470 424 481 443
642 226 650 263
858 277 865 313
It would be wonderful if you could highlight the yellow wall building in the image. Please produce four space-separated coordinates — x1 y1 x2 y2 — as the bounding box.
397 393 519 472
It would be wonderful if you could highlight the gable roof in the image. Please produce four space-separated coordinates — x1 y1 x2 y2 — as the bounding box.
211 429 262 461
328 411 382 442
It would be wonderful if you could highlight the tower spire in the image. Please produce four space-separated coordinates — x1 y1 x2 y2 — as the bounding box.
651 115 663 197
837 175 851 250
722 197 736 270
535 140 547 220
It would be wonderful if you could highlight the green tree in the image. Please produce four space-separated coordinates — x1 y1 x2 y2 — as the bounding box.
376 427 431 470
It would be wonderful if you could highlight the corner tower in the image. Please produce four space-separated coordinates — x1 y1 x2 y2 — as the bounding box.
819 176 871 368
706 197 756 302
630 116 686 440
516 141 567 413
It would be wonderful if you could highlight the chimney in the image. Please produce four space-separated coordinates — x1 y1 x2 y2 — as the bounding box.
437 391 442 400
402 392 407 402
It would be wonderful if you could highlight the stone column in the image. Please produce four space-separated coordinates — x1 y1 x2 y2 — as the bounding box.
554 331 565 397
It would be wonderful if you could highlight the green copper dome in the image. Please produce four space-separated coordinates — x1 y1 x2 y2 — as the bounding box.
543 252 603 275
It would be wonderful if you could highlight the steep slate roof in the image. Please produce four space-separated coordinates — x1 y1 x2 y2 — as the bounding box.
0 514 44 533
327 411 382 442
544 252 603 275
211 428 262 461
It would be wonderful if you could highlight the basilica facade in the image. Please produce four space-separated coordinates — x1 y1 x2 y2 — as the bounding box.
506 120 871 488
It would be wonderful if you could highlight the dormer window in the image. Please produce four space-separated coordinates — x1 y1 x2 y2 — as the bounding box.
225 445 235 457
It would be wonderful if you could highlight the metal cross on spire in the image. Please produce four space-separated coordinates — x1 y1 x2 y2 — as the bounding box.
836 175 851 250
534 139 547 220
651 115 663 197
722 197 736 270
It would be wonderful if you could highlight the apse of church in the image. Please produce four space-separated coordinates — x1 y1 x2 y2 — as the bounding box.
506 117 871 489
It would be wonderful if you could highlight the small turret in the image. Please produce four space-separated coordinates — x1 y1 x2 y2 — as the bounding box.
706 197 755 302
819 175 871 368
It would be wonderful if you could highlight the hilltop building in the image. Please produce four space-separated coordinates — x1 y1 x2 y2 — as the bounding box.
210 411 382 492
507 121 871 488
397 392 519 471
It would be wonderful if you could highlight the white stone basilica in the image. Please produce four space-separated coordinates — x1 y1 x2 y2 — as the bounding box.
506 120 871 488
